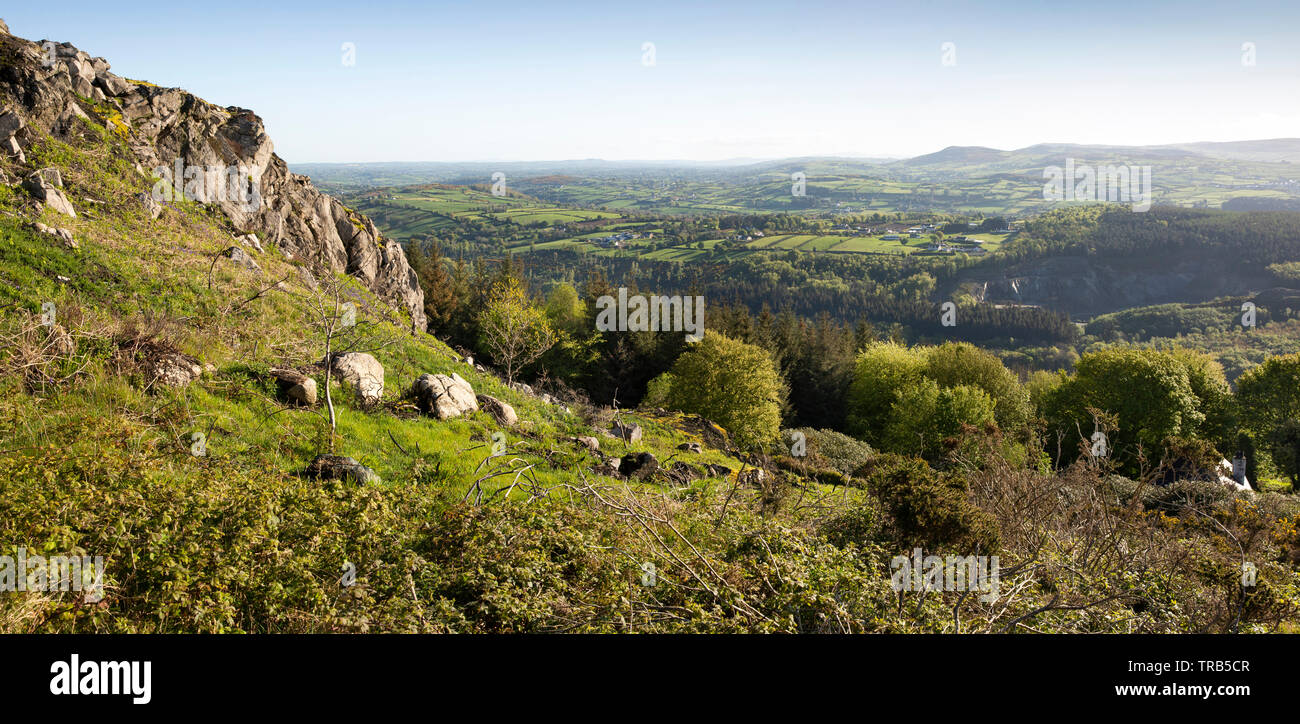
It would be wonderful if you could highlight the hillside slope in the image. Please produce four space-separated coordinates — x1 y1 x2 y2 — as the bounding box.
2 20 1295 635
0 21 425 330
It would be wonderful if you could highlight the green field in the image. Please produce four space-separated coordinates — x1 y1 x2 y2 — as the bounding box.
355 185 622 241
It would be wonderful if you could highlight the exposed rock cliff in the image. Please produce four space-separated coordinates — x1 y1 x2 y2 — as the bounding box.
0 21 426 330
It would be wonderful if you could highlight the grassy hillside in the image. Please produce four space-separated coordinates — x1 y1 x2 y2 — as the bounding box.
3 73 1299 636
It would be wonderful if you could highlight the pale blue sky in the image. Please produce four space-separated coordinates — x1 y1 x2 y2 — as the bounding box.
5 1 1299 162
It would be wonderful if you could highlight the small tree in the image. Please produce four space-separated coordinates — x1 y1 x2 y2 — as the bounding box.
1266 420 1300 490
302 265 399 451
477 278 556 384
661 332 783 449
407 239 458 336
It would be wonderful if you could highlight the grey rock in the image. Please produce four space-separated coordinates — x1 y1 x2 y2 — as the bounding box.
610 421 643 443
412 372 477 420
148 352 202 388
677 442 703 454
571 435 600 453
29 167 63 187
476 394 517 427
222 245 261 273
330 352 384 405
593 457 623 478
738 468 767 487
4 136 23 164
304 455 379 484
0 109 23 140
24 169 76 217
235 232 263 253
33 222 77 249
270 368 317 407
95 73 134 97
296 265 318 291
0 31 425 330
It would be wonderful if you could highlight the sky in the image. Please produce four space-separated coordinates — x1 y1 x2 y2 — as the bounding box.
5 1 1300 163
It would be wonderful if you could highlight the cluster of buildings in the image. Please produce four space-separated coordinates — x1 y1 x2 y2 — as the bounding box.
592 231 648 248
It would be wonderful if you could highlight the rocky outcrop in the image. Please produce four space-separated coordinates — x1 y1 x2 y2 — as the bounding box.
412 373 477 419
330 352 384 405
0 27 426 330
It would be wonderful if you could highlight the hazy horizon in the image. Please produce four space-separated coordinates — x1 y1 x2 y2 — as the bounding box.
286 136 1300 167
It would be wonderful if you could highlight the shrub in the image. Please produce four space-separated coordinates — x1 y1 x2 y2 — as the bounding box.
660 332 782 449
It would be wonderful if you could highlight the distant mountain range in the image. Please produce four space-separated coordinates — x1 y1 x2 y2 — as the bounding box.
295 139 1300 180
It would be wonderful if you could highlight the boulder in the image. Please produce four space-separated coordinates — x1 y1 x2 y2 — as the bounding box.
304 455 379 484
0 109 22 140
0 109 23 163
330 352 384 405
3 136 22 164
476 394 517 427
677 442 703 454
270 368 317 407
148 352 202 388
236 233 264 253
222 245 261 273
738 468 767 487
593 457 623 478
610 421 643 443
665 461 703 484
412 372 477 420
24 168 76 217
571 435 600 453
33 222 77 249
94 72 134 97
619 452 659 479
508 381 535 396
704 463 733 478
